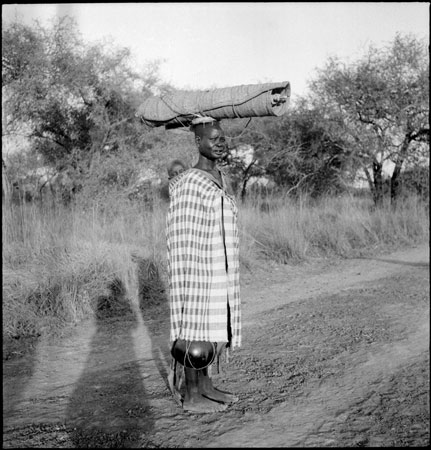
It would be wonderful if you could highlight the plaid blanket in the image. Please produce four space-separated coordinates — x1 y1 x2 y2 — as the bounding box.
166 168 241 348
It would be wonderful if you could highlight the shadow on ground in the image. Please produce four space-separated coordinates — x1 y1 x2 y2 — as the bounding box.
135 257 172 392
3 341 38 425
65 279 154 448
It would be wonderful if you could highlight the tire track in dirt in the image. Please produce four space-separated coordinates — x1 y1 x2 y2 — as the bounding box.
241 244 429 320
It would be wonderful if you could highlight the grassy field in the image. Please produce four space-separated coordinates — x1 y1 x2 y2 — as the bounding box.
2 193 429 347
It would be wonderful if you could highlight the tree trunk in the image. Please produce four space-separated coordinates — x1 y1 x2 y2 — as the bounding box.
372 160 384 206
390 161 403 205
2 158 11 205
240 160 257 202
240 178 249 202
362 166 374 195
390 136 410 205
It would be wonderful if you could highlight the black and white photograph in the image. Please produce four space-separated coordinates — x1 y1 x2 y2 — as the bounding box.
2 2 429 447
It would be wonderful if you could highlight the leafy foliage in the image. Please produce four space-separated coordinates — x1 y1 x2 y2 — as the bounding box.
2 16 172 204
2 22 429 204
308 33 429 204
223 106 353 199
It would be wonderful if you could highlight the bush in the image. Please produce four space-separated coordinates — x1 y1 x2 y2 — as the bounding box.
401 166 429 200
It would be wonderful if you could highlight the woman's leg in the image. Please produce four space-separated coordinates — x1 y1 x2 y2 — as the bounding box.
198 365 239 404
182 367 228 413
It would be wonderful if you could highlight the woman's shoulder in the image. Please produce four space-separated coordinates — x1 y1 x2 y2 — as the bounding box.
169 168 209 197
183 168 217 188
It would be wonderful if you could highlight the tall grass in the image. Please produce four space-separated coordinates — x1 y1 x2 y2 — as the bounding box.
2 196 168 343
239 194 429 264
2 193 428 343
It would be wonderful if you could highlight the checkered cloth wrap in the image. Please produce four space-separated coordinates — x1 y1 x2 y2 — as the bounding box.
166 168 241 348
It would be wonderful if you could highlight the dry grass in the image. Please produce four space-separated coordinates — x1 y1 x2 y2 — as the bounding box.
2 199 168 344
2 193 428 344
239 194 429 264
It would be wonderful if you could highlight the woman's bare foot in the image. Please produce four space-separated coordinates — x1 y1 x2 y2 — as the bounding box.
199 371 239 404
182 394 228 413
201 383 239 404
203 386 239 404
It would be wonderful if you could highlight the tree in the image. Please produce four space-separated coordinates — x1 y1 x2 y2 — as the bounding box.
265 105 355 197
2 16 172 204
220 118 274 199
222 104 353 200
309 33 429 205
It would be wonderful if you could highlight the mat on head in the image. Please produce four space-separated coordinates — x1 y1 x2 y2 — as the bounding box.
136 81 290 129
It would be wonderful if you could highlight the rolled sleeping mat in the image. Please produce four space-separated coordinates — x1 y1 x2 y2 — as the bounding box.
136 81 290 128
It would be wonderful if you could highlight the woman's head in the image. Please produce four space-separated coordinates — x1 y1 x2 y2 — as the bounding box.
192 121 227 162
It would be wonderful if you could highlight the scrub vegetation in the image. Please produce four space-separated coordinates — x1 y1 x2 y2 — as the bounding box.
3 192 428 348
2 17 429 353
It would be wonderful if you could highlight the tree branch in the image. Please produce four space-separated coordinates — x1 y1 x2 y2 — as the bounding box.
285 172 315 196
31 131 67 150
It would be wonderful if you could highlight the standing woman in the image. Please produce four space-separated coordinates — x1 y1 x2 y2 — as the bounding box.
166 117 241 413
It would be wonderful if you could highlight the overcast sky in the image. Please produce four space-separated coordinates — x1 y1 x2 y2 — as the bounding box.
2 2 430 99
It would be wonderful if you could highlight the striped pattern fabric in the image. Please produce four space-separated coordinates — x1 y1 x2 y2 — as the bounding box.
166 168 241 348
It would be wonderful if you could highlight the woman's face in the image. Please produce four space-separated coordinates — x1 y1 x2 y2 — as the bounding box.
197 126 227 161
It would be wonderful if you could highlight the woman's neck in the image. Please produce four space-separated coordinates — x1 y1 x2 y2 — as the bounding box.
194 159 222 184
194 157 218 173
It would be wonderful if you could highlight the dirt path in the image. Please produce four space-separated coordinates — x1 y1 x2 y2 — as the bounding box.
3 244 429 447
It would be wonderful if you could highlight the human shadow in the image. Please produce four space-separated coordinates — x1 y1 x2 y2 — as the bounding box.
135 257 172 392
3 338 38 428
3 286 54 426
65 278 154 448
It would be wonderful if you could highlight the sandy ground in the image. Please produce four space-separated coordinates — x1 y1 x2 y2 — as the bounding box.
3 243 429 448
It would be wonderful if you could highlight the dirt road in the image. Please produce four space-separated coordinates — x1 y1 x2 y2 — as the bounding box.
3 244 429 447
